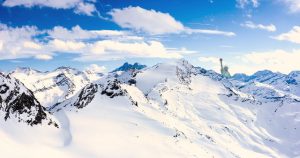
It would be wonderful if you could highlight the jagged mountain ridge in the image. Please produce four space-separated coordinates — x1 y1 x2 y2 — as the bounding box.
112 62 147 72
231 70 300 103
0 60 300 158
232 70 300 91
10 66 103 107
41 59 300 158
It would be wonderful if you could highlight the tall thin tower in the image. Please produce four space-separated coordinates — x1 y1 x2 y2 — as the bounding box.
220 58 223 74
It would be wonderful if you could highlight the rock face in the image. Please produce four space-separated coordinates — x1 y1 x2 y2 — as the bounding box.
50 77 127 112
10 66 102 107
0 73 56 126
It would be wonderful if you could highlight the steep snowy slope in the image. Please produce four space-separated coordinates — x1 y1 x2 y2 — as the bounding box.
133 60 300 157
47 60 300 157
0 72 56 126
10 67 103 107
1 60 300 158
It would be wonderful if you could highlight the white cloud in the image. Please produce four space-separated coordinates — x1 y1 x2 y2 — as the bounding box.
48 25 97 40
50 39 86 51
280 0 300 13
235 49 300 74
199 49 300 75
0 23 53 60
0 23 189 61
46 36 184 61
273 26 300 44
167 47 197 54
109 6 185 35
47 25 140 41
85 64 107 73
74 2 97 16
185 28 235 36
109 6 235 36
2 0 98 16
77 40 183 61
0 41 4 51
198 56 220 64
92 30 126 36
241 21 276 32
35 54 53 60
23 41 42 49
236 0 259 8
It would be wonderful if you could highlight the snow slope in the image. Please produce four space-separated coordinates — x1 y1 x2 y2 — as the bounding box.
1 60 300 158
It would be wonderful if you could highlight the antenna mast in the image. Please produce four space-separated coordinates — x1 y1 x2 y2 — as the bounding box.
220 58 223 70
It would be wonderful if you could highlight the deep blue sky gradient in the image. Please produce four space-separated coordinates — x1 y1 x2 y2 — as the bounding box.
0 0 300 72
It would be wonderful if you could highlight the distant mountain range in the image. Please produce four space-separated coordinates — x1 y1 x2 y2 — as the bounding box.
112 62 147 72
232 70 300 103
0 60 299 158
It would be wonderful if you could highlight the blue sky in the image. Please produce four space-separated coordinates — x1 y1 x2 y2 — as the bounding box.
0 0 300 74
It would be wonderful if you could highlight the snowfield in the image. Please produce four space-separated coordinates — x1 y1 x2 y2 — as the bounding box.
0 60 300 158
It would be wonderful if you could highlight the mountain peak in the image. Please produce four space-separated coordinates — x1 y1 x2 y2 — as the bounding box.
288 71 300 77
175 59 193 68
252 70 275 76
112 62 146 72
13 67 41 74
55 66 78 71
232 70 284 82
232 73 250 82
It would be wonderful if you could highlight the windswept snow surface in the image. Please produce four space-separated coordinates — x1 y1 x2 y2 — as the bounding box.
1 60 300 158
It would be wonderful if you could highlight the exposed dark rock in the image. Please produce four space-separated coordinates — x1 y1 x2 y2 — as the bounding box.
0 84 9 94
74 83 98 109
101 79 125 98
0 73 57 127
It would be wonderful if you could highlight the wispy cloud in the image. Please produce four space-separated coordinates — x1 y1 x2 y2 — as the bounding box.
1 0 98 16
279 0 300 13
273 26 300 44
47 25 128 41
198 56 220 64
109 6 235 36
184 28 236 36
35 54 53 60
241 21 276 32
85 64 107 73
236 0 259 8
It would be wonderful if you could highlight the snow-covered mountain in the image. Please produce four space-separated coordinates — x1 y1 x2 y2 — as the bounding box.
9 67 103 107
0 72 57 126
1 60 300 158
231 70 300 103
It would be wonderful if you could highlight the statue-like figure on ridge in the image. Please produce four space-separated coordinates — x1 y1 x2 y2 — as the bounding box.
220 58 231 78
